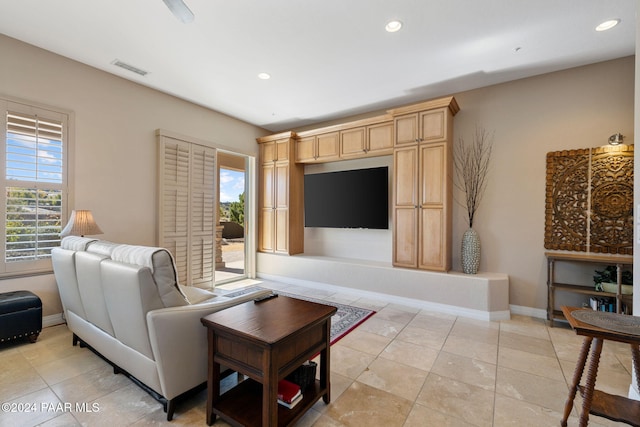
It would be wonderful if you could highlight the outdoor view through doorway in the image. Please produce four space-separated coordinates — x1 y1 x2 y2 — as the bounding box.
215 153 247 284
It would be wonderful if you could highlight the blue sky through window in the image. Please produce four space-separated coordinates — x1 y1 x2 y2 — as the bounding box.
219 168 244 203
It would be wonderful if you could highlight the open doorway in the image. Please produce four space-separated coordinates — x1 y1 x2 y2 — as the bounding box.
215 152 247 284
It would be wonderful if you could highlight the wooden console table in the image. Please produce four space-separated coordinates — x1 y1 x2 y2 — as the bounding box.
201 295 336 426
547 252 633 326
561 306 640 427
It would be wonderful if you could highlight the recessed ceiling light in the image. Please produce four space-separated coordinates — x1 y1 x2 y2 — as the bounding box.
596 19 620 32
258 72 271 80
385 20 403 33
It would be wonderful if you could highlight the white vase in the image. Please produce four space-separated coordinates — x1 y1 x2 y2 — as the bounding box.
461 228 480 274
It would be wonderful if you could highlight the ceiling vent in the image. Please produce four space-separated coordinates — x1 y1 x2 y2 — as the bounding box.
111 60 149 76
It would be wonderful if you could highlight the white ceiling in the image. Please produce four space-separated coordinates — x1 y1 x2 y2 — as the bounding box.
0 1 635 132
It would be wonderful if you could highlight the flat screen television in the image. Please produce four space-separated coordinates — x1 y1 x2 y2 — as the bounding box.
304 167 388 229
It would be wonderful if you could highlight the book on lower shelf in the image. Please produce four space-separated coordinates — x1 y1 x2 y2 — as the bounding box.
278 392 303 409
277 379 301 403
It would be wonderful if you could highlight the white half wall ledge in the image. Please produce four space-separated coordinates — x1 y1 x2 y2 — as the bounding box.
257 253 511 321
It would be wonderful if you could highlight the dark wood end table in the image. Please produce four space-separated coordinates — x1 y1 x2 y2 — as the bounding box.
201 295 337 426
561 306 640 427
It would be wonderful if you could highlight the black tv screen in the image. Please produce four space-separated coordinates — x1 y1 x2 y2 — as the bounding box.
304 167 388 229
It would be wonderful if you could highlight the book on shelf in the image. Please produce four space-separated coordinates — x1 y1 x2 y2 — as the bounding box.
278 392 303 409
277 379 301 403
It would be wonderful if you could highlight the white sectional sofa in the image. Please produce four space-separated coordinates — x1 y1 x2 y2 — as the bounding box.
51 236 270 420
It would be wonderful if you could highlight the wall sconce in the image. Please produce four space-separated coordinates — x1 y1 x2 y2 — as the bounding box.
60 210 103 237
608 133 624 145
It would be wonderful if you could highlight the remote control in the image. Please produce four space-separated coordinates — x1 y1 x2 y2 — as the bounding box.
254 292 278 303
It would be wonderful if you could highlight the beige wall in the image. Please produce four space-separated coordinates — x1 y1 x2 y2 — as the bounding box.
0 35 268 317
453 56 635 309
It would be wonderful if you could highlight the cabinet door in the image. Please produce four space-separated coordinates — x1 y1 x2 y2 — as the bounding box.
420 144 445 205
394 146 418 207
295 136 316 163
258 162 275 252
316 132 340 161
275 139 289 161
419 208 445 270
274 208 289 254
419 143 448 270
261 141 276 164
394 114 418 145
367 122 393 155
420 109 447 142
393 146 419 267
259 208 274 252
340 127 366 158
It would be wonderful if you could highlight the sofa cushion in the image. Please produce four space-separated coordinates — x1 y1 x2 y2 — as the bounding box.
110 245 189 307
61 236 97 251
86 240 120 257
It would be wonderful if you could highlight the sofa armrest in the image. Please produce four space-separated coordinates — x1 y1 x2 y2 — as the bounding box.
146 288 271 400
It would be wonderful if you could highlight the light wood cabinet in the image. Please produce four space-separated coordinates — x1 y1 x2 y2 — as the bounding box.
340 122 393 159
394 107 449 146
295 132 339 163
257 132 303 255
389 97 458 271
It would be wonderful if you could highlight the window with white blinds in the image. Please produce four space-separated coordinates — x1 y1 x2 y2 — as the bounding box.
158 134 216 288
1 99 69 275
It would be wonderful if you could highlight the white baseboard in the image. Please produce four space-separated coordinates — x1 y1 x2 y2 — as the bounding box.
43 313 65 328
509 304 547 319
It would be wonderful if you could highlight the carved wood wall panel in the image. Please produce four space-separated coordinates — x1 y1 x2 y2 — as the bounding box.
545 145 633 255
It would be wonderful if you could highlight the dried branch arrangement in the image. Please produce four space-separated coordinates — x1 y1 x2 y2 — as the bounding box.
454 126 494 228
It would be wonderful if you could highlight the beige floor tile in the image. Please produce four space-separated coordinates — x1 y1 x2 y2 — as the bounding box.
431 351 496 391
493 393 564 427
371 307 416 326
499 330 556 358
395 325 449 351
408 312 456 334
350 297 388 311
558 358 632 397
379 339 439 372
416 373 494 427
403 402 476 427
323 381 412 427
449 319 499 345
0 387 63 427
38 412 82 426
355 317 404 339
499 315 550 340
497 346 564 381
443 334 498 364
0 352 48 402
34 348 107 386
495 366 568 412
329 345 375 379
50 364 132 405
72 383 160 426
356 357 427 401
337 329 392 356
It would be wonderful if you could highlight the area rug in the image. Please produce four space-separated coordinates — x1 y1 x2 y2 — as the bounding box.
222 287 376 345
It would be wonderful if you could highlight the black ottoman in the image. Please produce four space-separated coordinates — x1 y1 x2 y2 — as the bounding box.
0 290 42 343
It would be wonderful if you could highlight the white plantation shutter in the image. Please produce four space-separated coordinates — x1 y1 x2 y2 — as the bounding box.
158 134 216 288
1 99 69 275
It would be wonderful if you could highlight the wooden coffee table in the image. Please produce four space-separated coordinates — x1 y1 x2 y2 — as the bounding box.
201 294 337 426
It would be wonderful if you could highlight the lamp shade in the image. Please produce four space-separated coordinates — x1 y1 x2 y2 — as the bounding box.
60 210 103 237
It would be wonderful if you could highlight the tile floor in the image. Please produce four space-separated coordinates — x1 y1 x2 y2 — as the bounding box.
0 279 634 426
